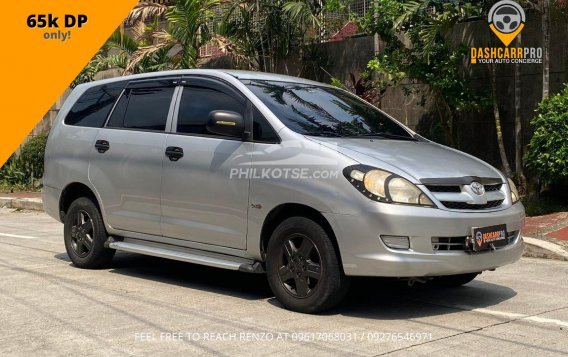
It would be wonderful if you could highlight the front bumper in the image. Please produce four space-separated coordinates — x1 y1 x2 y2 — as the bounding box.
324 202 525 277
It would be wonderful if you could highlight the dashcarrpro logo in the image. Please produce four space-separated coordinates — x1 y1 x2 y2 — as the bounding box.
470 0 542 65
488 0 525 46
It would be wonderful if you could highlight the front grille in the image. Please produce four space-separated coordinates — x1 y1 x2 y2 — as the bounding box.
432 231 519 252
440 199 504 210
431 237 467 251
484 183 502 192
426 185 461 193
426 183 502 193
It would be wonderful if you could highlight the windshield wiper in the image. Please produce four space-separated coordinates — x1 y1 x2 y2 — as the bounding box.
344 132 416 141
305 130 343 137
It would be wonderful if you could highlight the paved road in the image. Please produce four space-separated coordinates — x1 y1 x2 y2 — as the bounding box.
1 209 567 356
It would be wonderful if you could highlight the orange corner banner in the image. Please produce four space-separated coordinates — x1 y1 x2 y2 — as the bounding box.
0 0 138 167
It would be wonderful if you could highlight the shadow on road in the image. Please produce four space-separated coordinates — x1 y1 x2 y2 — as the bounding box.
107 252 273 300
55 251 517 318
330 277 517 319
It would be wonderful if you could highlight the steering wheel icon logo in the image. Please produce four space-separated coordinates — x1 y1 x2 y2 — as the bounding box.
488 1 526 46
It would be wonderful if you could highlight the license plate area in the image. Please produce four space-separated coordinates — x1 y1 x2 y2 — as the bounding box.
469 224 508 251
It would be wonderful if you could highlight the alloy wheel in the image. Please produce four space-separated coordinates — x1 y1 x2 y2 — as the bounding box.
70 210 94 258
278 234 323 298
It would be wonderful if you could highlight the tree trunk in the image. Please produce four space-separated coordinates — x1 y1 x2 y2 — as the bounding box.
491 63 512 177
514 33 527 191
374 0 380 56
542 0 550 98
441 97 456 148
434 94 454 148
256 0 268 72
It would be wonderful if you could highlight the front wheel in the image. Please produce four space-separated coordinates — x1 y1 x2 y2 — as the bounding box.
266 217 350 313
64 197 115 269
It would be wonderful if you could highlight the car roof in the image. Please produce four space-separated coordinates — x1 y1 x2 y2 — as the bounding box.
219 70 328 86
76 69 330 89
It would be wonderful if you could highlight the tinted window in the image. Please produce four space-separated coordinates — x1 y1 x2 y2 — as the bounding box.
253 108 279 143
177 86 245 135
106 92 128 128
244 80 413 139
106 86 175 131
65 82 126 127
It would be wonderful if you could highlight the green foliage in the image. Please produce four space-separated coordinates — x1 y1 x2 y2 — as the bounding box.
19 134 48 181
0 157 26 187
521 194 568 217
168 0 220 68
0 181 30 193
330 76 346 89
0 134 48 189
219 0 312 72
219 0 351 73
524 84 568 184
73 0 220 85
359 0 490 147
283 1 322 32
324 0 351 13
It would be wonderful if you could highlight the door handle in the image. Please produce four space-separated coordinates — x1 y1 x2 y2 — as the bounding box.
165 146 184 161
95 140 110 153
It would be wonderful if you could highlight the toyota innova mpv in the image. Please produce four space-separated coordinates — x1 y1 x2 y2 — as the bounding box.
43 70 525 313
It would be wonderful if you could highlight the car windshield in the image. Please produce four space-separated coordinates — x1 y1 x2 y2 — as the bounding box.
243 80 414 139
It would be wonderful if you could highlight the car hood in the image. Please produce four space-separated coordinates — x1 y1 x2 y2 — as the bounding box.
310 137 504 184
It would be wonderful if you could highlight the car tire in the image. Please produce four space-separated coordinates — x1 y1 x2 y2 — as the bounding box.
266 217 350 313
64 197 115 269
430 273 479 287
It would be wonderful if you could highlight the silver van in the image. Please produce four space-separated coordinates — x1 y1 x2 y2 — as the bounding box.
43 70 525 313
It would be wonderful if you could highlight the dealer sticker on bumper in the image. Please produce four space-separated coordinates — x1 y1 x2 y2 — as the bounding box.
471 224 508 251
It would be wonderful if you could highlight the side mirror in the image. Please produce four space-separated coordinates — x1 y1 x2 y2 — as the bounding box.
206 111 245 138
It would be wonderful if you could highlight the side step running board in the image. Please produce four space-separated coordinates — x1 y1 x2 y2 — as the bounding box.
108 240 264 273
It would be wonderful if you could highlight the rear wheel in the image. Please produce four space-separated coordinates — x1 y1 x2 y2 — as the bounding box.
64 197 114 269
430 273 479 287
266 217 350 313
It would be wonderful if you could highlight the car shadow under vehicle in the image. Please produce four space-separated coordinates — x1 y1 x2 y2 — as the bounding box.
107 252 273 300
327 276 517 319
55 252 517 316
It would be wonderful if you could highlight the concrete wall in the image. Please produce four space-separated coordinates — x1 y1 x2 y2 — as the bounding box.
16 88 71 155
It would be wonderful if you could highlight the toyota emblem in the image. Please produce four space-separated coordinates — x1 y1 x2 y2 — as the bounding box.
470 181 485 195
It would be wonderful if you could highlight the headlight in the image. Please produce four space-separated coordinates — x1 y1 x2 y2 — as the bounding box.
388 177 434 205
508 178 520 204
362 169 390 197
344 166 435 207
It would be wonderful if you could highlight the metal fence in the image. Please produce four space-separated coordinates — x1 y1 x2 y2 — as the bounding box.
321 0 371 42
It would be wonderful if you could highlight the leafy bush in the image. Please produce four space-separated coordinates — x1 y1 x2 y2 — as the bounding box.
525 85 568 184
19 134 48 181
0 134 48 189
0 156 26 186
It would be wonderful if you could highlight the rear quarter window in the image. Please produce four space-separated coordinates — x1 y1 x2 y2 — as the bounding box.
65 81 127 127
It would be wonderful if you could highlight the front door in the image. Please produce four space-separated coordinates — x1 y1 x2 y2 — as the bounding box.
160 77 251 249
